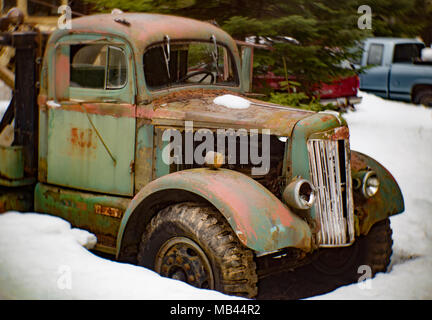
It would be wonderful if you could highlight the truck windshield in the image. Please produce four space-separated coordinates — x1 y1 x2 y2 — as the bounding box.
143 41 238 90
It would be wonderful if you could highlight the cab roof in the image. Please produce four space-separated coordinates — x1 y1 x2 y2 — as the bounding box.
49 13 238 54
364 37 424 45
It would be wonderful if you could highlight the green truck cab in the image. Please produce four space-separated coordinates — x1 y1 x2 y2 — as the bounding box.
0 12 404 298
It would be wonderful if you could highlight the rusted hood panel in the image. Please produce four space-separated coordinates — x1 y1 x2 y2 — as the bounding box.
137 90 314 136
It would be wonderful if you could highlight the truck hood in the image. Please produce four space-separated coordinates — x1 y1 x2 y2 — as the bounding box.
136 90 317 137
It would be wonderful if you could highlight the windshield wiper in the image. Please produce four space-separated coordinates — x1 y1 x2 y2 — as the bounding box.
210 35 220 81
162 35 171 81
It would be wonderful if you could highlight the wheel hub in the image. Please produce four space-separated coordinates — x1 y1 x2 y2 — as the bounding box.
155 237 214 289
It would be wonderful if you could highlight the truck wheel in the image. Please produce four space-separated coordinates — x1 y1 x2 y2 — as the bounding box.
137 202 258 298
414 88 432 107
311 218 392 287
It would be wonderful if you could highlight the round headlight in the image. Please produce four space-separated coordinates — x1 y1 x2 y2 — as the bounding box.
283 178 316 210
362 171 380 198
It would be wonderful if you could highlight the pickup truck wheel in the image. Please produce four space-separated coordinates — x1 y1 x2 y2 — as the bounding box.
311 218 393 287
414 88 432 107
137 202 258 298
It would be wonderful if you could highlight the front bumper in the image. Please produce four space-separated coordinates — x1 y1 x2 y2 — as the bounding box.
321 96 363 108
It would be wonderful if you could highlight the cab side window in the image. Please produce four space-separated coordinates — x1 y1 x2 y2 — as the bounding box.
393 43 425 63
70 44 127 90
367 43 384 66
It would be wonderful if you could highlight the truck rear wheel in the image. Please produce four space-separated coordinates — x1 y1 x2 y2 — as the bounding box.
414 88 432 107
311 218 393 287
137 202 258 298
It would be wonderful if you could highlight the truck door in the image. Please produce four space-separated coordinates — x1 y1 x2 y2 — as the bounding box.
45 35 136 196
360 42 390 98
389 43 426 101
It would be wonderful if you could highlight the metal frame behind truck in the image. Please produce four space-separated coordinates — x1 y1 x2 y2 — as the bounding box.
0 16 49 210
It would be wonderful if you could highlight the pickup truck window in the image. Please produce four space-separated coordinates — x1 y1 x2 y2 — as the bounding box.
143 41 238 91
393 43 425 63
367 43 384 66
70 44 127 89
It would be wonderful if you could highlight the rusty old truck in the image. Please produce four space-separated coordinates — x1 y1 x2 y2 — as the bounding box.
0 11 404 298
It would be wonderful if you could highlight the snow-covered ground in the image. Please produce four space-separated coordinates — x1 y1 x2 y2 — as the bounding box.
0 212 235 300
0 92 431 299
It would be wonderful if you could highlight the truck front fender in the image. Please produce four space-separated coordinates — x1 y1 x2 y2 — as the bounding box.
116 168 312 260
351 151 404 235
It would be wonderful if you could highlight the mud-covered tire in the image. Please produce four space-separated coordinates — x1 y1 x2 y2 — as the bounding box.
137 202 258 298
311 218 393 287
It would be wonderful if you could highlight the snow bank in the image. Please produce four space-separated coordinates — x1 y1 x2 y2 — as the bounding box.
1 92 431 300
0 212 239 300
213 94 251 109
310 91 432 299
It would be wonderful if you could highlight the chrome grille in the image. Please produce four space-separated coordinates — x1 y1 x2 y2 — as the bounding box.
307 139 355 247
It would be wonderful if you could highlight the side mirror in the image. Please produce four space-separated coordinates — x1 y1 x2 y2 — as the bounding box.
236 40 271 93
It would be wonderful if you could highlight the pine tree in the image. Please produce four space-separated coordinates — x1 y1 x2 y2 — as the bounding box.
85 0 429 96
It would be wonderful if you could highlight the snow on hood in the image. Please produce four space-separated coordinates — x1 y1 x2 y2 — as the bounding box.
213 94 251 109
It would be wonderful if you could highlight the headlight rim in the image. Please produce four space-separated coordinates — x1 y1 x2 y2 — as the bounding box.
362 170 380 198
283 178 316 210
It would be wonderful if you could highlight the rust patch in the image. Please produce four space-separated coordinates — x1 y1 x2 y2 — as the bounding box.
37 94 48 108
75 201 88 212
330 126 349 140
70 128 97 149
236 230 247 244
95 204 124 219
350 152 368 171
54 103 135 118
319 115 335 123
38 157 47 182
55 48 70 101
